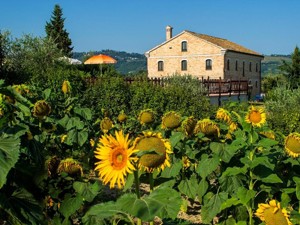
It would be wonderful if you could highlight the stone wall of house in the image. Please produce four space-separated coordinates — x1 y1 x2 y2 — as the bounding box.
224 51 263 98
146 30 264 98
147 32 225 79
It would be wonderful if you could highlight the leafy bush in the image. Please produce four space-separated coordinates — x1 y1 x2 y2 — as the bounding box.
265 85 300 135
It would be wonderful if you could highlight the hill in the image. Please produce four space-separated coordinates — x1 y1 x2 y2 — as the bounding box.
73 50 291 77
261 54 291 77
73 50 147 75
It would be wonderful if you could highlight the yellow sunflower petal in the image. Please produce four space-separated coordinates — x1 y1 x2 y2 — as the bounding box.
94 130 136 189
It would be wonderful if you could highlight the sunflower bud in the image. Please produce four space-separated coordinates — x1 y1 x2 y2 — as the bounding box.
117 112 127 123
138 109 155 125
62 80 72 94
181 116 197 136
57 158 83 176
100 117 113 133
194 119 220 138
162 111 182 129
285 132 300 158
133 132 172 172
33 100 51 119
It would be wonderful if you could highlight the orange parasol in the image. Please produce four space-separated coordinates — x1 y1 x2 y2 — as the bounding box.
84 54 117 65
84 54 117 75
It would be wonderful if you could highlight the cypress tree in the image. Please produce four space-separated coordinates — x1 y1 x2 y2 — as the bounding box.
0 31 4 74
45 4 73 57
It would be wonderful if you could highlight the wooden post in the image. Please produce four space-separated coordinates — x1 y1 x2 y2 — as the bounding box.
238 79 241 102
218 77 221 106
229 79 232 98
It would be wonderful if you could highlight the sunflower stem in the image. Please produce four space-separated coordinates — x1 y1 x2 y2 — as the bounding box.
149 172 154 191
134 170 141 199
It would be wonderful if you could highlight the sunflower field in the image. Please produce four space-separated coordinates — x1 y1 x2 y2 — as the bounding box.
1 74 300 225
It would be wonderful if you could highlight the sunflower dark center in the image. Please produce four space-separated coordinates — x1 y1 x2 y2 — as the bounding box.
249 110 261 123
111 148 127 170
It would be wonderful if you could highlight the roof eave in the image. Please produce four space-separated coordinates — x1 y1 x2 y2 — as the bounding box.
145 30 187 56
226 49 264 58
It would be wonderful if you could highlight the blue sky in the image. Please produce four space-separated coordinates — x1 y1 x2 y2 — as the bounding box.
1 0 299 55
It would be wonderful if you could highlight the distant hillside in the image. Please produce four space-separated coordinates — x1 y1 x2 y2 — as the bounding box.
73 50 291 77
73 50 147 75
261 54 291 77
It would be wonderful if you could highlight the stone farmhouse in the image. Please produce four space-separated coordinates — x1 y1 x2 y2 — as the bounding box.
145 26 264 97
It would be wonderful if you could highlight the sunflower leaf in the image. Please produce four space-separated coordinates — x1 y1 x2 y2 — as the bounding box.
73 181 102 202
0 135 20 189
196 154 220 179
119 187 181 221
293 177 300 200
178 174 198 199
201 192 228 223
82 200 130 224
59 195 83 219
160 161 182 178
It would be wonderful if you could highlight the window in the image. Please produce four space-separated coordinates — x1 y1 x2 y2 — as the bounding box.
158 61 164 71
206 59 212 70
249 62 252 72
181 41 187 52
235 60 238 71
181 60 187 71
227 59 230 71
242 61 245 76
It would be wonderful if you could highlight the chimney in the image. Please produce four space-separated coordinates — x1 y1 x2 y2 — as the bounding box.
166 25 173 41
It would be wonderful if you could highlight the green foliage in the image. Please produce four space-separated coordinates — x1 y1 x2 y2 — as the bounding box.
81 76 131 117
265 86 300 134
261 73 287 93
280 46 300 88
0 135 20 189
2 34 63 84
45 4 73 56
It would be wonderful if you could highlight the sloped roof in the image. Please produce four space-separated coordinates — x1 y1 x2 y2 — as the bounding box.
186 30 262 56
146 29 263 57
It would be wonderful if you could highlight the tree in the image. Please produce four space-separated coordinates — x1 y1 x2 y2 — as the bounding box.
0 32 4 74
5 35 63 84
45 4 73 57
280 46 300 88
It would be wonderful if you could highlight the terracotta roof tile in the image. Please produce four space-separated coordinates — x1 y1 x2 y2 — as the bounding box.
186 30 262 56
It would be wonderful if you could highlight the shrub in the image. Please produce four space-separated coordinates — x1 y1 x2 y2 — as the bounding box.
265 85 300 135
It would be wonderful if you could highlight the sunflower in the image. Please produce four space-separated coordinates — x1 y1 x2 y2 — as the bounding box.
194 119 220 138
117 111 127 123
133 131 172 172
228 121 238 133
161 111 182 129
216 108 232 124
33 100 51 119
45 156 60 177
255 199 292 225
245 105 266 127
285 132 300 158
181 116 197 136
100 117 113 133
62 80 72 94
57 158 83 177
61 134 67 143
94 130 137 189
13 84 30 95
138 109 155 125
182 156 191 169
0 94 7 117
260 130 276 140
